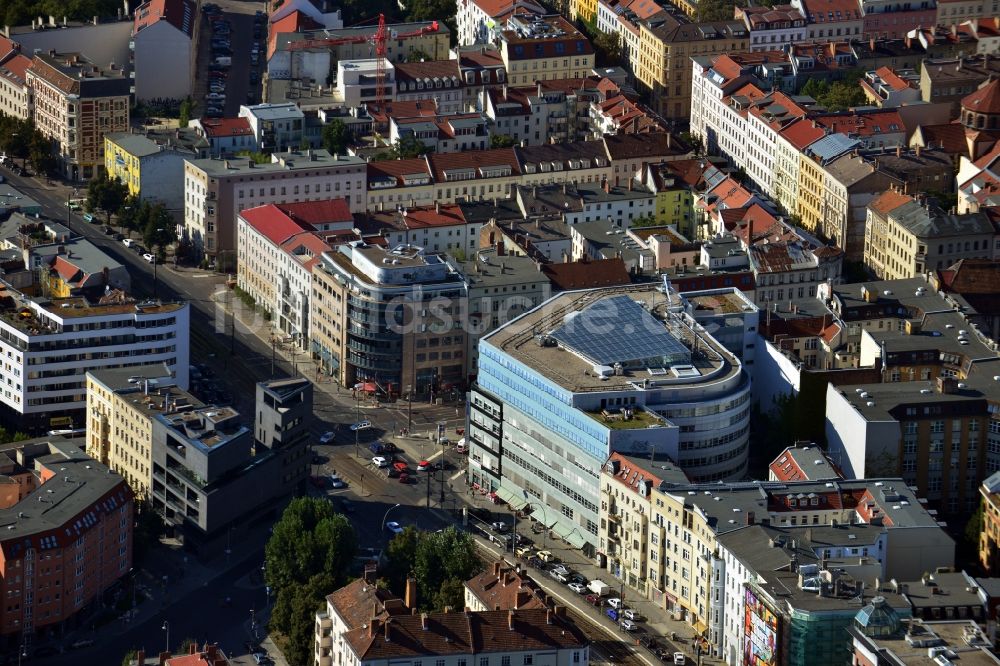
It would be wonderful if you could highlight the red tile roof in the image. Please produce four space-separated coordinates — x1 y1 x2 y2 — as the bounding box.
872 66 911 92
0 36 17 61
134 0 197 37
465 561 551 611
240 204 313 245
915 122 970 156
276 199 353 225
796 0 862 21
398 204 466 228
813 110 906 138
345 608 587 661
963 79 1000 115
1 54 33 84
268 10 323 59
779 118 826 150
868 189 913 216
426 148 520 182
541 258 631 289
937 258 1000 294
367 157 433 187
198 117 254 139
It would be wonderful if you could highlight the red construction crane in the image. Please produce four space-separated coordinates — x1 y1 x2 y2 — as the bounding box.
286 14 440 111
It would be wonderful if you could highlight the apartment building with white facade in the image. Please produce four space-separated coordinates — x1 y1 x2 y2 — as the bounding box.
456 0 545 45
0 51 32 119
735 4 807 51
237 199 354 349
183 148 365 261
0 293 189 433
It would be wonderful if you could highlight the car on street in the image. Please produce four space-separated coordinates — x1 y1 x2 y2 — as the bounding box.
385 467 400 478
550 564 570 576
319 431 335 444
206 92 226 101
567 582 587 594
491 521 508 532
350 420 371 431
398 472 411 483
623 608 644 621
432 460 451 471
514 545 533 557
253 652 269 665
584 594 601 605
417 460 431 471
385 521 404 534
329 474 346 489
372 456 388 468
620 619 638 632
549 569 570 583
536 550 558 563
527 557 545 569
393 461 409 472
673 653 686 665
569 573 587 586
103 226 114 235
70 639 95 649
606 608 618 622
142 253 156 264
606 598 623 609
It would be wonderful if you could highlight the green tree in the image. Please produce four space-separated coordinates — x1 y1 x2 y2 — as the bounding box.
121 650 137 666
86 172 129 224
264 497 358 594
630 214 659 228
178 97 194 127
800 77 865 112
490 134 517 149
406 0 457 45
383 526 479 611
28 132 60 177
236 150 271 165
592 29 622 67
322 119 350 155
404 47 432 62
142 204 178 261
696 0 737 21
132 498 164 565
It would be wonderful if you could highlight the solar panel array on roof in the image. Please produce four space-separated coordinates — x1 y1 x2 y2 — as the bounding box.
549 295 691 367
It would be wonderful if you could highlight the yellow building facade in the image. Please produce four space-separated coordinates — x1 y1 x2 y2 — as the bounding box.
796 154 826 233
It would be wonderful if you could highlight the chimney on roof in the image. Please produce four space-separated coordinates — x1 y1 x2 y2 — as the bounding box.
421 613 429 630
546 608 553 624
869 37 875 52
158 651 170 666
405 577 417 609
436 201 441 214
188 643 198 655
137 650 145 665
493 561 502 577
384 618 392 642
896 145 902 158
915 144 922 157
554 605 566 618
508 609 515 630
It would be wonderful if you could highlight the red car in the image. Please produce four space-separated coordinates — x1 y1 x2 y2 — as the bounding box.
393 461 409 473
585 594 601 606
398 473 410 484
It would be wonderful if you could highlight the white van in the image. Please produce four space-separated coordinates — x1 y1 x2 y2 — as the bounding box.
213 56 231 66
455 437 467 454
122 238 135 248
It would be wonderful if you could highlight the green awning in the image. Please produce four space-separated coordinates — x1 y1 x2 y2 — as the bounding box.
551 521 588 549
494 485 527 510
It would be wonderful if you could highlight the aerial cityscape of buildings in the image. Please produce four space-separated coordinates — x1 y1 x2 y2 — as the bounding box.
2 0 1000 663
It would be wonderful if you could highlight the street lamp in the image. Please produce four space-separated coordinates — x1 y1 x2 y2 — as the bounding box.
17 642 26 666
354 387 361 459
152 227 165 300
65 187 78 235
406 384 412 435
381 503 401 551
522 490 548 550
162 620 170 654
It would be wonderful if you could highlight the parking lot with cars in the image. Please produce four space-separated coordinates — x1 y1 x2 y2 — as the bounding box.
197 3 266 117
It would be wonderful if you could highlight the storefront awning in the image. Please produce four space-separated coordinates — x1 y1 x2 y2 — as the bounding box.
494 485 527 510
551 521 588 549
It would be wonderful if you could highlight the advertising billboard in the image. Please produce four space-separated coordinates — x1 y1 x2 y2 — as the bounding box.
743 587 779 666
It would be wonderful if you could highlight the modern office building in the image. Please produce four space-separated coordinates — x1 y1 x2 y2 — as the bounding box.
0 290 189 434
149 378 311 555
0 436 133 647
310 243 467 394
85 364 202 499
471 282 752 554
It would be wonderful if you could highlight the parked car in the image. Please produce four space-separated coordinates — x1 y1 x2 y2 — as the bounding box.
569 573 588 586
142 253 157 264
673 653 686 665
385 521 404 534
372 456 388 468
398 472 411 484
417 460 431 471
329 474 346 489
206 92 226 101
70 639 95 649
606 598 623 609
527 557 544 569
385 467 400 478
514 545 533 557
536 550 558 563
584 594 601 605
392 461 409 473
620 619 638 632
491 521 508 532
606 608 618 622
623 609 644 621
549 569 570 583
103 226 114 235
350 420 371 431
319 431 335 444
567 582 587 594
